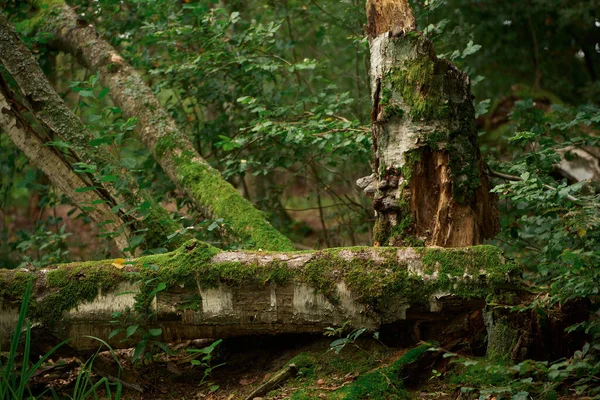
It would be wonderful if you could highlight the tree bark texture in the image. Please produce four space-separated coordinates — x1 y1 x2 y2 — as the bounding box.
0 78 132 252
0 12 185 254
32 0 295 252
360 0 499 248
0 240 518 350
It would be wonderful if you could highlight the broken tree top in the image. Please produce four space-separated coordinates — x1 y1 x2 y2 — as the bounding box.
0 240 519 350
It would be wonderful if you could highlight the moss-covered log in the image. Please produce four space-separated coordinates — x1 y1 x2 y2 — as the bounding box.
360 0 499 247
0 240 519 350
0 13 185 254
29 0 294 252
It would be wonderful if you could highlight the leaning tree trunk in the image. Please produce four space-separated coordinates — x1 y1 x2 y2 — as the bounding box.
358 0 499 247
0 78 131 252
0 13 187 255
30 0 295 252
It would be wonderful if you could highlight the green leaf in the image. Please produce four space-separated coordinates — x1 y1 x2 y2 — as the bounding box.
89 137 113 147
132 340 147 362
475 99 490 118
78 90 95 98
148 328 162 337
128 235 144 249
98 87 110 99
148 282 167 298
120 158 137 169
90 74 101 86
108 329 122 340
75 186 99 193
100 175 118 183
126 325 139 338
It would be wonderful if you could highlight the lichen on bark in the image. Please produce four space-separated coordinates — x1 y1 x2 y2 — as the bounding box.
363 20 499 247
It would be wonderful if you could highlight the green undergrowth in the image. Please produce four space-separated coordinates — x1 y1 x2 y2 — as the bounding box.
339 343 432 399
265 342 434 399
267 342 557 400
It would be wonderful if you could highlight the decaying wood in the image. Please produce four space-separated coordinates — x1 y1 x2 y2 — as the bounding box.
366 0 416 37
361 0 499 248
0 241 518 351
245 363 299 400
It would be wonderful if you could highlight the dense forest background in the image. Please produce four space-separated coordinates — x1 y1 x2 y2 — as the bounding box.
1 0 600 398
2 0 599 260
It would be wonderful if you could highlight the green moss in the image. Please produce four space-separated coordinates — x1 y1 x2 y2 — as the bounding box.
446 135 481 204
175 159 295 252
35 260 121 325
136 240 220 287
418 245 517 299
155 135 178 160
451 360 513 387
382 104 405 121
281 340 396 399
379 152 421 246
341 343 434 399
175 293 203 311
289 352 316 378
297 245 514 308
18 0 65 33
383 38 448 122
0 270 34 305
106 63 120 73
0 242 517 328
425 131 448 149
485 316 519 363
401 150 420 183
373 219 391 246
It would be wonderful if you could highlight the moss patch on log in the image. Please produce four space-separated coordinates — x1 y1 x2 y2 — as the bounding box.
175 158 295 252
0 241 517 327
0 269 34 303
37 262 122 324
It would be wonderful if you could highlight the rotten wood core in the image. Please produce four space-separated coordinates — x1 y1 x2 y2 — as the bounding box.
360 0 499 248
366 0 416 37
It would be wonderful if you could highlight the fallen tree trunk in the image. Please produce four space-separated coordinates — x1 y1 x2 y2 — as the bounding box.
30 0 294 252
0 240 519 350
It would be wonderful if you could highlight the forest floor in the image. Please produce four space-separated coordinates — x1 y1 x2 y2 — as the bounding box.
29 332 587 400
28 334 462 399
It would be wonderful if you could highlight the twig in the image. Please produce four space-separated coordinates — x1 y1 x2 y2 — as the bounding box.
245 363 298 400
487 167 579 202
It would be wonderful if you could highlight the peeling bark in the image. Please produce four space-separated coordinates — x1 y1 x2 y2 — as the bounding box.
0 241 518 350
360 0 499 247
31 0 294 252
0 13 185 254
